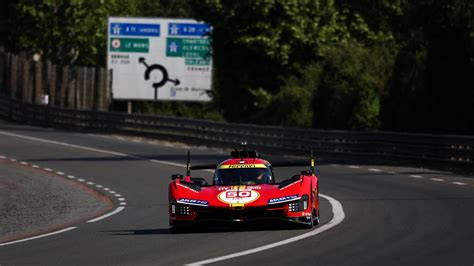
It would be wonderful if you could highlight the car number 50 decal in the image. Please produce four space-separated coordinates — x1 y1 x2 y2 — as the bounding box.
218 190 260 204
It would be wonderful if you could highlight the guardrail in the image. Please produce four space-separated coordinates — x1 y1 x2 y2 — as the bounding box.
1 94 473 172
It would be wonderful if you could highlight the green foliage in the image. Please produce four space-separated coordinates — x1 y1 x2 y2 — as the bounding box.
5 0 138 66
135 0 192 18
2 0 473 133
190 0 349 122
193 0 341 65
314 43 394 130
265 85 313 127
383 0 474 133
3 0 192 66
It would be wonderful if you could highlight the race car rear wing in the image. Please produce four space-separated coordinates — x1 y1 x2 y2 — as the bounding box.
189 150 316 173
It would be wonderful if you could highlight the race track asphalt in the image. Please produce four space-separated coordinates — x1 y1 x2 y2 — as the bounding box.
0 120 473 266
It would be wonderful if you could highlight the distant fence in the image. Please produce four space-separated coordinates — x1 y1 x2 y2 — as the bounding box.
0 94 472 172
0 49 110 111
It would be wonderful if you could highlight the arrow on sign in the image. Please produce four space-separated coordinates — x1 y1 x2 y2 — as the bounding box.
168 78 180 86
138 58 181 100
139 57 149 68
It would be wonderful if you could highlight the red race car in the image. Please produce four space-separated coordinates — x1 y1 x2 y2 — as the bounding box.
169 144 320 230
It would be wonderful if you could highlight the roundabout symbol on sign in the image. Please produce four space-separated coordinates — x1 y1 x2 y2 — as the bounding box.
138 57 180 100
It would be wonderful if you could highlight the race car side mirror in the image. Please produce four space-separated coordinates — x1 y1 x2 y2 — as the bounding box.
171 174 183 180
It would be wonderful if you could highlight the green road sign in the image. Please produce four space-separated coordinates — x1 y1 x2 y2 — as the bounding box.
166 38 210 59
110 38 149 53
185 58 211 66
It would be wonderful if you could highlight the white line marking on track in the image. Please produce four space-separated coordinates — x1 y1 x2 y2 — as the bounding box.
0 227 77 247
10 158 17 162
452 182 466 185
109 191 116 194
0 130 349 259
348 165 360 169
56 171 65 175
431 178 444 182
87 182 95 185
150 159 186 168
0 130 186 169
0 130 131 157
0 131 134 245
115 194 122 197
186 194 345 266
103 187 110 191
368 168 381 172
0 130 346 255
410 175 423 178
20 161 28 165
86 207 125 223
0 155 6 159
32 165 40 168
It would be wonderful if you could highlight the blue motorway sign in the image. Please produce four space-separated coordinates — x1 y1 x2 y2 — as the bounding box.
110 23 160 37
168 23 211 36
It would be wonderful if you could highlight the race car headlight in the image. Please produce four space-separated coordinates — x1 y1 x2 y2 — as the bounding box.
176 204 190 215
301 194 309 211
180 205 190 215
288 194 309 213
302 194 308 210
170 201 191 215
288 201 299 212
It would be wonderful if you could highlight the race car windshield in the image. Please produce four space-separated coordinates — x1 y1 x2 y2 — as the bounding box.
214 168 272 185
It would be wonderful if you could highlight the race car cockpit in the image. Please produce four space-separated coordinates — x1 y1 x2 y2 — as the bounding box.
214 166 273 185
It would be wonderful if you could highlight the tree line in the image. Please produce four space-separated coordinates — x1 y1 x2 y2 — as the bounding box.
1 0 473 134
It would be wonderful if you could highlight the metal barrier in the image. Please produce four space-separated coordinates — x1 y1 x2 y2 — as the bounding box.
0 94 472 172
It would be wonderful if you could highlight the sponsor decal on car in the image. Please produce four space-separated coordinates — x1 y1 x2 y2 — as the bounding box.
246 186 261 190
218 186 261 191
217 189 260 205
219 164 267 169
268 194 300 204
177 198 209 206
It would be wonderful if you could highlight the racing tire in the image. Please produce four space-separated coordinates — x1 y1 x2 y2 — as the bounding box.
313 208 320 226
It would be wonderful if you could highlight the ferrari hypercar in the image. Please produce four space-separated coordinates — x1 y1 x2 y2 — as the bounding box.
168 144 320 229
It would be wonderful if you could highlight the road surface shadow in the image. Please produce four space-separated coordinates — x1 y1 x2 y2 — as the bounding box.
101 222 311 236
